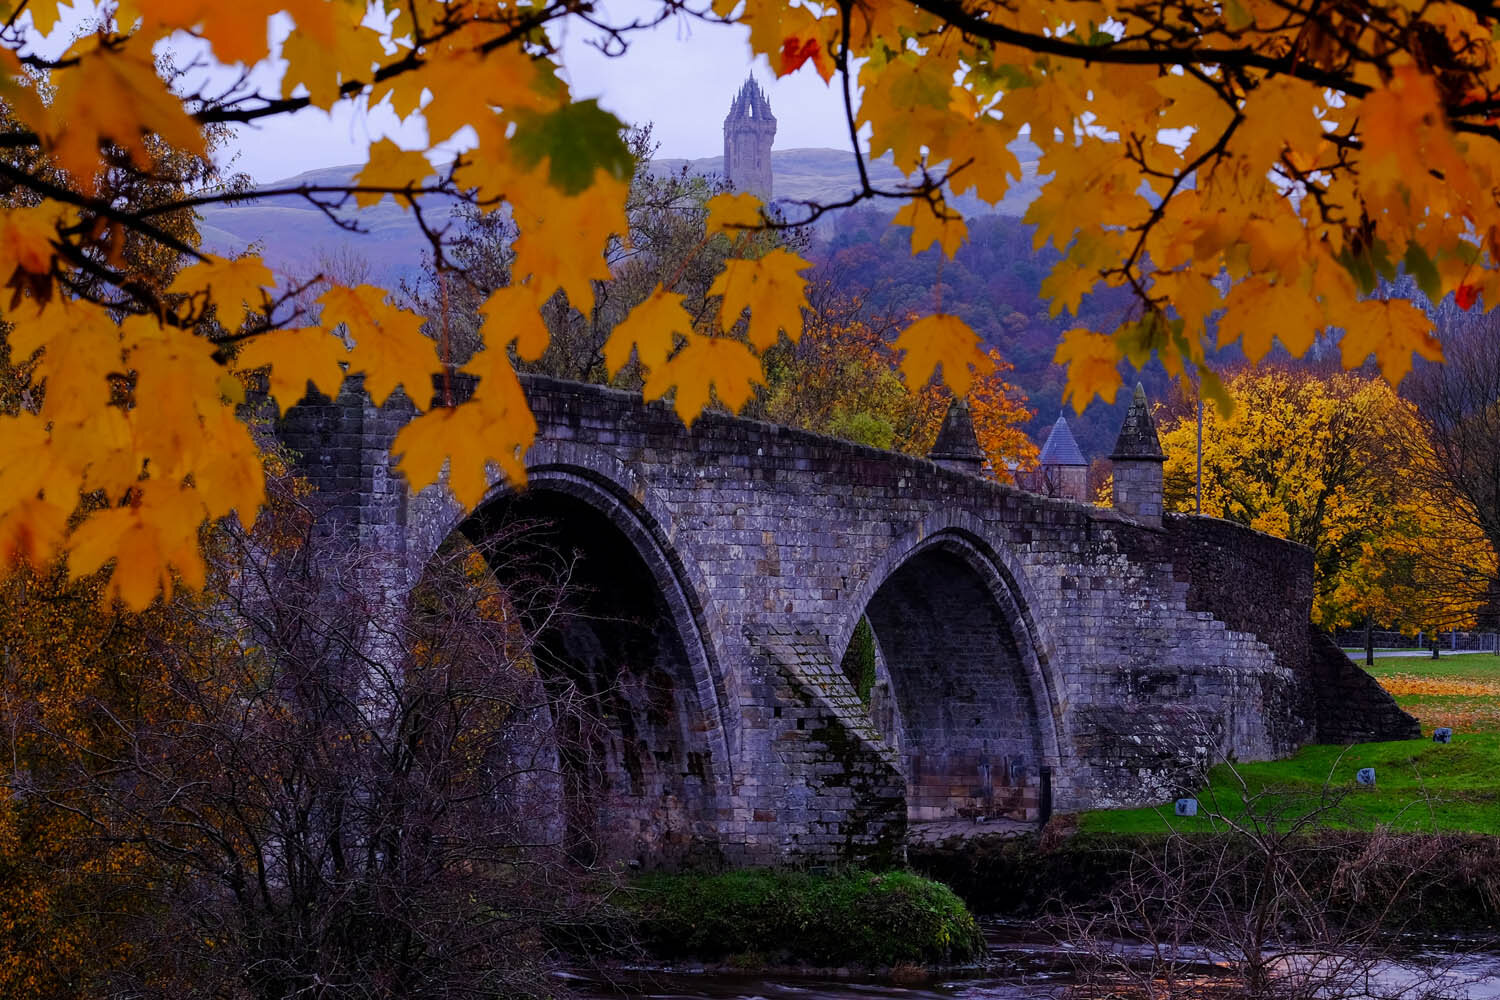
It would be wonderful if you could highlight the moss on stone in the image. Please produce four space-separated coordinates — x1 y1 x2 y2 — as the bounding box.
622 869 985 967
840 616 878 705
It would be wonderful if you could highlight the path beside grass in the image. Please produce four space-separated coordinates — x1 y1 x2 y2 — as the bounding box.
1078 652 1500 836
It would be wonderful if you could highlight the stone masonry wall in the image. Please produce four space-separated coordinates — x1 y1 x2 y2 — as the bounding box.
276 376 1375 867
1304 629 1421 743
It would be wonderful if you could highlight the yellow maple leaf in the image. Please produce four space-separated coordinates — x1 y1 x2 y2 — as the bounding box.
192 405 267 526
896 313 994 397
75 407 138 501
319 285 438 407
396 347 537 507
23 0 65 36
67 483 209 610
0 201 65 278
17 302 124 428
169 254 275 326
1152 269 1223 336
893 194 968 258
511 169 629 314
0 413 78 522
604 287 693 377
123 317 231 479
393 403 494 510
943 119 1022 205
353 139 434 209
1219 276 1323 361
738 2 836 80
709 249 810 350
476 285 550 362
643 334 764 426
859 52 954 172
0 495 70 573
44 40 206 195
236 327 351 413
705 192 764 238
141 0 284 66
411 45 563 145
461 343 538 489
1053 327 1122 412
280 17 385 106
1339 298 1443 385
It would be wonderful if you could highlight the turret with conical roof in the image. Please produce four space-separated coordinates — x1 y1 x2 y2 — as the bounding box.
928 398 986 474
1110 383 1166 525
1038 413 1089 500
723 76 776 200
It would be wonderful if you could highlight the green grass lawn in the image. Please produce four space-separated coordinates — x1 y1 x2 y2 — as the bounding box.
1360 652 1500 680
1078 653 1500 836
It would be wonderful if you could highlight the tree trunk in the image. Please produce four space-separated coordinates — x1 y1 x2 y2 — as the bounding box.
1365 612 1374 667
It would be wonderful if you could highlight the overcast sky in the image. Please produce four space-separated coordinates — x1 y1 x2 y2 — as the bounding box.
215 4 852 182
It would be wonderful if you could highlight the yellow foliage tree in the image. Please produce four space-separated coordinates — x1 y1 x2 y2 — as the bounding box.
761 299 1037 476
1158 369 1496 628
0 560 191 997
1 0 1498 603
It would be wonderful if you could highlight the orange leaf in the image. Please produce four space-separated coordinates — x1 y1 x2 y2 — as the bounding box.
896 313 993 397
1053 327 1121 412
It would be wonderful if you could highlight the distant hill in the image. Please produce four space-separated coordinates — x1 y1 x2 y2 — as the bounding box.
197 164 463 289
653 141 1045 220
198 142 1046 286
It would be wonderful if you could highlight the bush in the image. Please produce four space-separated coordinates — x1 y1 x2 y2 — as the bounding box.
623 869 985 967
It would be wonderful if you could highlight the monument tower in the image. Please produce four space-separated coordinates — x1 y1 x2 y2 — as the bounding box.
723 76 776 200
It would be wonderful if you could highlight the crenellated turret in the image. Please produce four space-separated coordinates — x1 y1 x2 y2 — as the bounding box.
723 76 776 200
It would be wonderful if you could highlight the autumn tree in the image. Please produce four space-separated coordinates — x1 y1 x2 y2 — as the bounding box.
406 123 803 382
760 291 1038 476
0 558 191 997
4 0 1500 600
1405 311 1500 627
1157 368 1494 629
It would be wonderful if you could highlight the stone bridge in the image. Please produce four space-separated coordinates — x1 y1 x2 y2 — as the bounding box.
277 375 1417 868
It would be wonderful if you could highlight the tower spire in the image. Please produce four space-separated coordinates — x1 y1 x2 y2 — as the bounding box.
723 76 776 200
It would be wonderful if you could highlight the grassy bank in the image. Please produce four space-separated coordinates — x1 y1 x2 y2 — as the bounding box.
1366 652 1500 733
619 869 985 968
1079 652 1500 836
1076 735 1500 835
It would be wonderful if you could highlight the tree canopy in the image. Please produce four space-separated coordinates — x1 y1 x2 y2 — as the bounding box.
0 0 1495 606
1156 368 1496 630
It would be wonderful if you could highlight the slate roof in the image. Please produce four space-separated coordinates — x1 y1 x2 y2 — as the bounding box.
1038 414 1087 467
928 398 985 464
1111 383 1166 461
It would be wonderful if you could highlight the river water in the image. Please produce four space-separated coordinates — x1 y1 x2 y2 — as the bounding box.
574 922 1500 1000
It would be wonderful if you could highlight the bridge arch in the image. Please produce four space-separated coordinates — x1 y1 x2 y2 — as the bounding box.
408 445 735 868
837 514 1062 825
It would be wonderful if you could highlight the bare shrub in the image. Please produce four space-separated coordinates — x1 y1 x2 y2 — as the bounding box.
1057 755 1468 1000
31 497 615 999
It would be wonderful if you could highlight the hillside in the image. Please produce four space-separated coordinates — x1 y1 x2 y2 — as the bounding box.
198 143 1046 288
197 164 464 288
811 210 1255 458
651 141 1045 219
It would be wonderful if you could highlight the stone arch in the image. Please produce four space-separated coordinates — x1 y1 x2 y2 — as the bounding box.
837 516 1062 825
408 446 734 868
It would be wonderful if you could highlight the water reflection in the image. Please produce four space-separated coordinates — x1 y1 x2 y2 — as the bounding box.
572 922 1500 1000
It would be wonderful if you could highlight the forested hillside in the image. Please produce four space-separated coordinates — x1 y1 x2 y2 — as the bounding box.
813 210 1255 459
